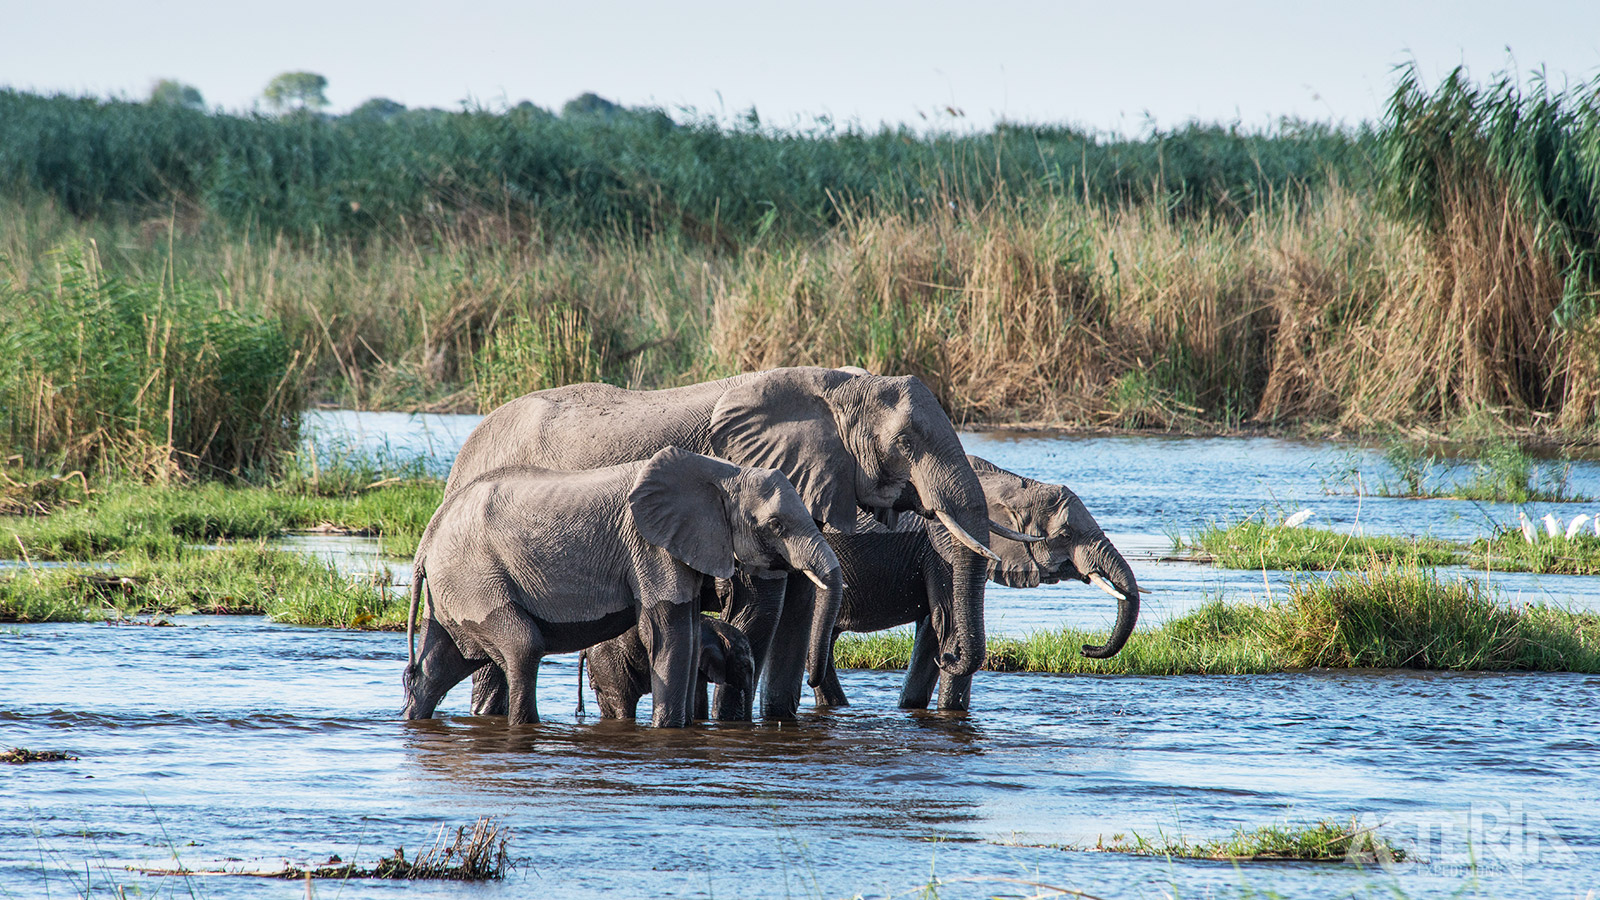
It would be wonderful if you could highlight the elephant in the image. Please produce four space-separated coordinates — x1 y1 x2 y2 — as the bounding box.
444 367 1026 720
805 455 1141 711
401 446 843 727
584 616 756 721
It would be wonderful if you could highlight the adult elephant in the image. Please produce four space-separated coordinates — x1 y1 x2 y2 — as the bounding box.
445 367 1012 720
403 447 842 727
807 455 1141 711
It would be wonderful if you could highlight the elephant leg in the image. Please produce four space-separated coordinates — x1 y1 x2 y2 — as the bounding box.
486 608 546 725
936 672 973 711
813 663 849 707
898 617 941 710
758 571 815 721
403 617 482 720
813 631 849 707
469 665 509 716
639 600 701 728
693 673 710 721
715 572 785 720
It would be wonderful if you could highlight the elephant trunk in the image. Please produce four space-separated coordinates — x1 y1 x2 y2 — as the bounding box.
790 535 844 688
941 549 988 676
907 452 990 679
1076 537 1141 659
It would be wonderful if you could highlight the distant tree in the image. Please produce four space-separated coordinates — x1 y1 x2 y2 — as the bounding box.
560 92 674 132
510 100 554 120
149 79 204 110
347 96 405 123
263 71 329 114
562 92 623 119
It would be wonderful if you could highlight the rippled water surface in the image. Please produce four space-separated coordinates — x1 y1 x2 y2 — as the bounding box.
4 413 1599 897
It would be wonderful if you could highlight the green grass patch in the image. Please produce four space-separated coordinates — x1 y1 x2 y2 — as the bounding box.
1472 532 1600 575
1 477 441 562
0 544 406 629
835 565 1600 674
1185 520 1462 570
1060 817 1405 863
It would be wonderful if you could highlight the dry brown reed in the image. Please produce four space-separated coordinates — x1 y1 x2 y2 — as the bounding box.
711 182 1598 434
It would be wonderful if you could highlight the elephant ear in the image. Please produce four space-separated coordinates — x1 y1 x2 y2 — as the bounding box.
708 369 862 533
628 447 738 579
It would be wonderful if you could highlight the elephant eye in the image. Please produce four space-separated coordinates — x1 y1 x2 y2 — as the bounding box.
766 515 785 533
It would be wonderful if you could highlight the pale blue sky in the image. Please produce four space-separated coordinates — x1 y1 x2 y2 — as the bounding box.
4 0 1598 132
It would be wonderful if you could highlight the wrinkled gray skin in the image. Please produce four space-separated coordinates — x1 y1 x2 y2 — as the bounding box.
810 455 1141 711
402 446 843 727
445 367 995 720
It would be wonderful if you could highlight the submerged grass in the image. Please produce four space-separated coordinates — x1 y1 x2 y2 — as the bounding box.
1069 817 1406 863
1 748 78 764
1186 520 1461 570
1374 437 1589 502
0 544 407 628
135 817 510 881
835 565 1600 674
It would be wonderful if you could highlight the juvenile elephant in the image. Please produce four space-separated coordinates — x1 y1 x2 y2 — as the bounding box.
810 455 1141 711
585 617 756 721
402 447 843 727
446 367 1020 720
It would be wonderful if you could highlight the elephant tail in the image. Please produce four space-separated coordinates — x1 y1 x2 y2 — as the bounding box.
575 649 587 717
407 557 426 676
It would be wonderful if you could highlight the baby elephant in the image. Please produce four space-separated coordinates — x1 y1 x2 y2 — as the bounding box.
403 446 844 727
586 617 756 720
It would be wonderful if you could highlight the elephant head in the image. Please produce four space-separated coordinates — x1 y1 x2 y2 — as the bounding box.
969 455 1141 659
708 368 993 677
628 446 845 686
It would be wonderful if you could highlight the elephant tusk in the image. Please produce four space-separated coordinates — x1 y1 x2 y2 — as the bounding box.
1087 572 1126 601
936 510 1002 563
803 569 841 592
988 520 1046 544
1138 586 1152 595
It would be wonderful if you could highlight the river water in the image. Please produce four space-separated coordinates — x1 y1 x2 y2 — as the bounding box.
3 411 1598 898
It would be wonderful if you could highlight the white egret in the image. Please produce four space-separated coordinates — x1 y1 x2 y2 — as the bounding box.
1519 512 1536 544
1542 513 1561 537
1565 514 1592 540
1282 508 1315 528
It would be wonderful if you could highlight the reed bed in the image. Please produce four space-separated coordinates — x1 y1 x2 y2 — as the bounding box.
0 241 303 479
2 64 1598 484
0 88 1356 243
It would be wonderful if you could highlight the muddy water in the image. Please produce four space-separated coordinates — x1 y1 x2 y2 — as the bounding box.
5 415 1599 897
4 618 1598 898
